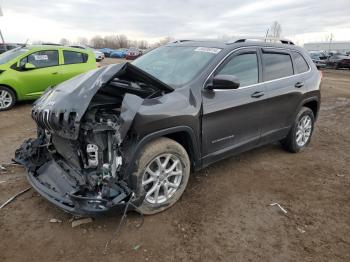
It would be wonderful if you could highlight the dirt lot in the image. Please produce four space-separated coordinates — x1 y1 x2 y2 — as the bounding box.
0 61 349 261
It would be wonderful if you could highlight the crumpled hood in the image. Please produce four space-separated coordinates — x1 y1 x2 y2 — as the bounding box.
31 62 173 140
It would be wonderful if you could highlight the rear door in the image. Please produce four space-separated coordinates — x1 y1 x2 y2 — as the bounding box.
202 48 266 164
259 48 309 141
60 50 92 81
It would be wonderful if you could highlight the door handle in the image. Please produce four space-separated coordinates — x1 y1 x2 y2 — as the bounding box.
52 72 58 75
251 91 264 98
295 82 304 88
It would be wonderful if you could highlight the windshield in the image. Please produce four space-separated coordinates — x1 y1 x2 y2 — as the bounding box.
0 47 28 65
132 46 221 86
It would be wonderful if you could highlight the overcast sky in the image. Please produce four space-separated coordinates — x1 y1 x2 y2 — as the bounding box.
1 0 350 45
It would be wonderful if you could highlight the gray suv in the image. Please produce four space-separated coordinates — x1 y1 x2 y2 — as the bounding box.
16 39 321 215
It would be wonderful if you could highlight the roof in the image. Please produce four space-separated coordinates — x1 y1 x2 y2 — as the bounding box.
24 45 92 53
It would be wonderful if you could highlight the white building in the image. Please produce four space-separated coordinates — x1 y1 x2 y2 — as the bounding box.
303 41 350 53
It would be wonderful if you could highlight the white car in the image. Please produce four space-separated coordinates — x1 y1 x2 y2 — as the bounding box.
69 45 105 62
93 49 105 62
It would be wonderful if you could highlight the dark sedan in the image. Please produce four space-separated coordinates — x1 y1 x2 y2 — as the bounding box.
126 48 142 60
326 54 350 69
309 53 326 69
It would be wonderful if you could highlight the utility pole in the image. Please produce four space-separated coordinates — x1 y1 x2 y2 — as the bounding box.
328 33 333 54
0 6 6 51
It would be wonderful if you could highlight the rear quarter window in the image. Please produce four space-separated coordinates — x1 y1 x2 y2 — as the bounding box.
292 52 309 74
63 51 88 64
262 52 293 81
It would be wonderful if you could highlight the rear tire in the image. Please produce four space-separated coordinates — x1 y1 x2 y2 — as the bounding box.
130 137 190 215
280 107 315 153
0 86 16 111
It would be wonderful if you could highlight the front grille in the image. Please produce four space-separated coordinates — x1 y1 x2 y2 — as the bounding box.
32 107 79 140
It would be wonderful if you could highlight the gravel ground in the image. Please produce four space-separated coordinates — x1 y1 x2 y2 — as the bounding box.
0 61 349 262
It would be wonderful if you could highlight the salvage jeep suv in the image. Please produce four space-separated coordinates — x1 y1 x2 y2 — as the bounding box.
16 39 321 215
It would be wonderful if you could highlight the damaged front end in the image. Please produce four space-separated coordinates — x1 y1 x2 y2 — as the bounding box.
15 63 173 215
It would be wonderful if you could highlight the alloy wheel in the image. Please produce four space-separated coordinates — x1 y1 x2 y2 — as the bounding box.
296 115 312 147
142 153 183 204
0 90 13 109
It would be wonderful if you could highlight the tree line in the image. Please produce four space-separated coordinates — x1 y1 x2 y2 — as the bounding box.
35 21 287 50
54 35 174 50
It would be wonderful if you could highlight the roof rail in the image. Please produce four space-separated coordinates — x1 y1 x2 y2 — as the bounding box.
172 39 218 43
228 37 295 45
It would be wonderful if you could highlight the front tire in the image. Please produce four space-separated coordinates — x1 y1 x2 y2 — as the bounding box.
131 137 190 215
0 86 16 111
281 107 315 153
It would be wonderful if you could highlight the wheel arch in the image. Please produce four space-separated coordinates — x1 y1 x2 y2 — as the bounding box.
301 97 319 119
0 84 18 99
125 126 201 176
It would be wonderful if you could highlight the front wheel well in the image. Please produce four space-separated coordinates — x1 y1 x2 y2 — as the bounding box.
302 100 318 119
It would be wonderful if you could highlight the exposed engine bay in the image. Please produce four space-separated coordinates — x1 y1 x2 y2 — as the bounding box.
15 63 173 215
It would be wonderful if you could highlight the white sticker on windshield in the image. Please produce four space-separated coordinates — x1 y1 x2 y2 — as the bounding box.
34 55 48 61
194 47 221 54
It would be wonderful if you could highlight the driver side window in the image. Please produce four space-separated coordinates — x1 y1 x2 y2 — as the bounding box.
19 50 59 68
217 53 259 87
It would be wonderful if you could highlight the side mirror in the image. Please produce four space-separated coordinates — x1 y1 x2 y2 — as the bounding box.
207 75 240 90
23 63 36 70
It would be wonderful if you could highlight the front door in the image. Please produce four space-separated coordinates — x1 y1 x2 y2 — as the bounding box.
17 50 62 98
202 48 266 165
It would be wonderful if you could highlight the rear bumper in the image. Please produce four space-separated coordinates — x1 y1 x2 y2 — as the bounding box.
26 160 130 216
125 55 139 60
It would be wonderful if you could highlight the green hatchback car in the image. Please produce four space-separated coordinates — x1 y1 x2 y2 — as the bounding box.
0 45 97 111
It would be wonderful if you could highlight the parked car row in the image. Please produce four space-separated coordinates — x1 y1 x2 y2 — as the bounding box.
0 43 22 54
309 51 350 70
100 47 143 60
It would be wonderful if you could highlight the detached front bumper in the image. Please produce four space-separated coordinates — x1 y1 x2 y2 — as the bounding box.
26 160 130 216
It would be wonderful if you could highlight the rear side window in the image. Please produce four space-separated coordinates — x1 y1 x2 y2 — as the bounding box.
21 50 59 68
292 52 309 74
262 52 293 81
217 53 259 87
63 51 88 64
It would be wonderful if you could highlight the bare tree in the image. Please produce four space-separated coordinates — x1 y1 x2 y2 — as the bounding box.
77 37 88 46
103 35 117 49
137 40 149 49
153 37 174 48
269 21 282 39
90 35 104 48
59 38 70 46
115 35 129 48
